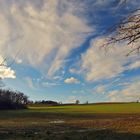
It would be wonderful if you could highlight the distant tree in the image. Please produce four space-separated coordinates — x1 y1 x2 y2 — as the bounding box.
85 101 88 104
136 100 139 103
28 100 34 104
59 101 63 104
34 100 58 105
75 100 80 104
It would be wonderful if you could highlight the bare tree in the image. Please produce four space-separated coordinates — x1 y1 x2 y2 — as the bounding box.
103 1 140 56
105 9 140 55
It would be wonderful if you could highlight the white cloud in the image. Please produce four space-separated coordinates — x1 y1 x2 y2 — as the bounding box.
108 81 140 102
64 77 80 84
0 0 91 78
0 66 16 79
0 56 16 79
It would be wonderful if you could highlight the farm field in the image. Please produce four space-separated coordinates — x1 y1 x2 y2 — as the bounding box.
0 103 140 140
1 0 140 140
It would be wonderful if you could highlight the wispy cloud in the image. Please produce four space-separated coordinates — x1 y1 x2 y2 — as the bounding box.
80 37 140 82
0 0 91 78
94 85 106 94
64 96 77 103
42 81 60 87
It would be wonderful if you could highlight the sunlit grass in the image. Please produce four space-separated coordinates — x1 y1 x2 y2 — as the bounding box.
29 103 140 114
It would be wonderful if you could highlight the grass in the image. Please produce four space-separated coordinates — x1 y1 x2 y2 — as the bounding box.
0 103 140 140
29 102 140 114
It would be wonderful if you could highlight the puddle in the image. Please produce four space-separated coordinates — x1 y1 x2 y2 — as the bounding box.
49 120 65 124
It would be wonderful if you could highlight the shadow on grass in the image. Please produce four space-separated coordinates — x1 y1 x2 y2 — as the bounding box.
0 128 140 140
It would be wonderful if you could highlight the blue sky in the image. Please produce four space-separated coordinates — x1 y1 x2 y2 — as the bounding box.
0 0 140 103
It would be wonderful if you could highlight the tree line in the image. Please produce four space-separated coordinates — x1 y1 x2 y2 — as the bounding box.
0 89 60 109
33 100 59 105
0 89 28 109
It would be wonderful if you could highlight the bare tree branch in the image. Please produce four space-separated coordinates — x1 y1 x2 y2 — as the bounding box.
0 58 7 66
104 8 140 56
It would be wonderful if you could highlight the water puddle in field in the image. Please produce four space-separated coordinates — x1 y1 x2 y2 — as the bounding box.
49 120 65 124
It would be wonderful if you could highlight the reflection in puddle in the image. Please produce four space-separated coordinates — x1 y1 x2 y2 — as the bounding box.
49 120 65 124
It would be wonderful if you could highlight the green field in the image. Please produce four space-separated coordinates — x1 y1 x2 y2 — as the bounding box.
0 103 140 140
29 103 140 114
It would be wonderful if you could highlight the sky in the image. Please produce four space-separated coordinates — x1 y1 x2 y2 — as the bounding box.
0 0 140 103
